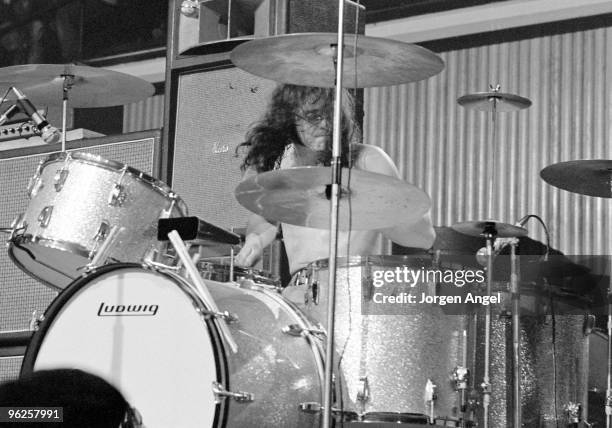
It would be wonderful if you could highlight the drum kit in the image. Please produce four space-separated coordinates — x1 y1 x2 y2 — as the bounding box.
0 14 607 428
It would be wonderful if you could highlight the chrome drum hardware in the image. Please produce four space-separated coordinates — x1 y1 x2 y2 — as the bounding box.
9 152 187 289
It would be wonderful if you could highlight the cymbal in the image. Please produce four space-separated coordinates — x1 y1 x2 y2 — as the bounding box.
457 91 531 112
235 166 431 230
452 220 528 238
230 33 444 88
0 64 154 108
540 160 612 198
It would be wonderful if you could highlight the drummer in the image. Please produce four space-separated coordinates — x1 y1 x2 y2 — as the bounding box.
235 84 435 280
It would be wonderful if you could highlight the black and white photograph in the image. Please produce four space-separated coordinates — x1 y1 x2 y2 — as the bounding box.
0 0 611 426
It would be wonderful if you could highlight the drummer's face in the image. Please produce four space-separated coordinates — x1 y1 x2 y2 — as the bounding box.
294 98 331 152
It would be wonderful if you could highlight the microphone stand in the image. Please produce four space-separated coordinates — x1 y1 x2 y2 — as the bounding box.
322 0 347 426
60 72 75 153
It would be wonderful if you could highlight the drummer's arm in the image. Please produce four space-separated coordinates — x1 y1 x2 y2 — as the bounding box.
235 214 279 267
359 144 436 249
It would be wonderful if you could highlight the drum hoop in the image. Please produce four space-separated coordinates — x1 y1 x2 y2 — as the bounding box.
12 234 91 259
8 235 92 290
20 263 230 428
41 152 188 212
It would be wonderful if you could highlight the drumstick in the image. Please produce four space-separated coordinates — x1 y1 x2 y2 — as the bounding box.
168 230 238 353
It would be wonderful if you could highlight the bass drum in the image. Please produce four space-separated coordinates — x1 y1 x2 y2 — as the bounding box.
22 264 323 428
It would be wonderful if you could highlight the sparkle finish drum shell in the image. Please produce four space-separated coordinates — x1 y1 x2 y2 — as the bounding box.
9 152 187 289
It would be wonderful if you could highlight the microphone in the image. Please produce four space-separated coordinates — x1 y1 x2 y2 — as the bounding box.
11 87 60 144
0 104 20 126
476 215 530 265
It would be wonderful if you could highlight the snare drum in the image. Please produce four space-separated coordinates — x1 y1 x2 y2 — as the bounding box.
197 259 280 289
9 152 187 289
21 264 323 428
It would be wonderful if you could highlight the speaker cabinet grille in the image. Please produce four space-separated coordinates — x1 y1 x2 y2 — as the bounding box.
0 131 160 333
171 67 276 230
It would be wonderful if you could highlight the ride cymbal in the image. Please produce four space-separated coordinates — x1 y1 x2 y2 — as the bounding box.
235 166 431 230
0 64 154 108
540 160 612 198
230 32 444 88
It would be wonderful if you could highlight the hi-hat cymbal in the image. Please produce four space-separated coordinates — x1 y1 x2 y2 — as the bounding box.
452 220 528 238
230 33 444 88
540 160 612 198
0 64 154 108
458 91 531 112
235 167 431 230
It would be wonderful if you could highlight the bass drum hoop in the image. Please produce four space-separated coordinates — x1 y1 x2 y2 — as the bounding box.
20 263 229 428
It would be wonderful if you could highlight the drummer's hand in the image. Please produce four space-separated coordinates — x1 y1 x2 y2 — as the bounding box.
235 234 263 267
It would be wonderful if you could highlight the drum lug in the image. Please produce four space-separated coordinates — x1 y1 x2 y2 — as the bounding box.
88 221 111 260
26 160 44 198
53 168 69 192
27 175 44 198
196 307 239 323
93 221 111 242
212 381 254 404
108 184 127 207
452 366 470 390
37 206 53 228
356 376 370 404
425 379 438 424
29 310 44 331
583 314 596 335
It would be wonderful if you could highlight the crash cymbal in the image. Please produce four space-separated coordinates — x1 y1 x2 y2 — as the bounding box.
0 64 154 108
540 160 612 198
230 33 444 88
451 220 528 238
235 166 431 230
458 91 531 112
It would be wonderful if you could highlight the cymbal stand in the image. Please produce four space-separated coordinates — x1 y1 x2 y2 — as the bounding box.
481 223 497 428
607 256 612 428
482 86 500 428
322 0 347 426
509 238 521 428
60 73 75 153
485 85 501 221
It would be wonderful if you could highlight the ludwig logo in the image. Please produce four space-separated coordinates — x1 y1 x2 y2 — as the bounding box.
97 302 159 317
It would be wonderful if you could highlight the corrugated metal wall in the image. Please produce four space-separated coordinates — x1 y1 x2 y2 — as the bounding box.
123 94 165 133
364 27 612 256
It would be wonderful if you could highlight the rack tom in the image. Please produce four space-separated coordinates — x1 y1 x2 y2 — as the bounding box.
9 152 187 289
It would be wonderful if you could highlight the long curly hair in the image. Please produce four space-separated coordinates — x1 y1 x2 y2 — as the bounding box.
239 84 362 172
